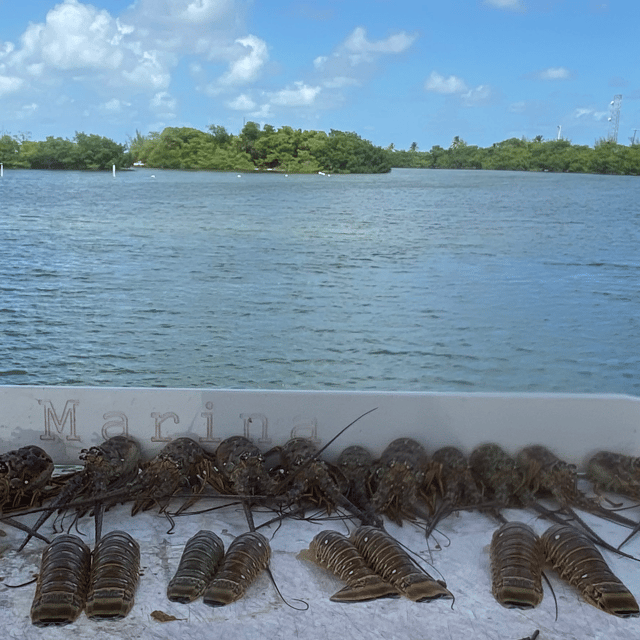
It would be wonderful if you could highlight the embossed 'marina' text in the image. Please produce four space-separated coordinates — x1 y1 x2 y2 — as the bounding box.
37 398 321 445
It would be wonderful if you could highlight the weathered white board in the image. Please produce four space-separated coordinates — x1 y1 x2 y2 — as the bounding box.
1 386 638 465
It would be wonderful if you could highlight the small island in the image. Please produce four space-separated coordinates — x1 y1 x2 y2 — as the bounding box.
0 123 393 174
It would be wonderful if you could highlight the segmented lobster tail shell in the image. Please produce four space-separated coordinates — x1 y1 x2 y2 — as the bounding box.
85 530 140 620
541 523 639 618
167 530 225 603
490 521 543 609
30 534 92 627
351 526 453 602
203 531 270 607
308 530 399 602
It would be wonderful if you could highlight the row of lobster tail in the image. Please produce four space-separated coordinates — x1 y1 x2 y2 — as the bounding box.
490 521 544 610
31 534 92 627
85 530 141 619
30 529 140 626
488 519 639 618
167 530 225 603
351 526 453 602
540 523 639 618
303 529 399 602
202 531 271 607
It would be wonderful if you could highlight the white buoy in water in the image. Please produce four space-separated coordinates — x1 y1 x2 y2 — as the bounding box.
112 164 116 178
151 175 156 179
1 163 3 177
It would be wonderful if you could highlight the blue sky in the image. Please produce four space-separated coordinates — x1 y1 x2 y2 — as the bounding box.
0 0 638 150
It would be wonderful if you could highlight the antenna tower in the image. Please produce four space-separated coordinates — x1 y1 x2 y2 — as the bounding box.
607 94 622 143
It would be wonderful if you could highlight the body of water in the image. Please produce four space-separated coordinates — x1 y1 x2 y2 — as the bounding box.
1 167 638 394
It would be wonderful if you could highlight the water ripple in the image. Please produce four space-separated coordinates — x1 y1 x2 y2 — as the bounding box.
1 168 639 394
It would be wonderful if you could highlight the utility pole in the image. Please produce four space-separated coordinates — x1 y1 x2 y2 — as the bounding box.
607 95 622 143
557 125 562 140
631 129 638 145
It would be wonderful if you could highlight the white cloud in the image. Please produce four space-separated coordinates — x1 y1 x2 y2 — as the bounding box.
218 35 268 86
2 0 248 106
104 98 131 112
573 107 607 120
248 103 272 119
462 84 492 106
26 63 45 77
322 76 359 89
343 26 416 61
310 26 417 97
150 91 177 113
122 50 171 90
269 81 321 107
180 0 233 23
0 75 24 96
425 71 491 106
535 66 572 80
16 103 38 119
425 71 468 94
313 55 328 69
111 19 135 46
227 93 256 110
127 0 235 26
17 0 124 71
484 0 526 10
0 0 262 135
340 27 416 66
1 42 15 58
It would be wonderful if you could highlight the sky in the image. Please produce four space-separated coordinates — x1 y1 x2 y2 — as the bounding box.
0 0 638 150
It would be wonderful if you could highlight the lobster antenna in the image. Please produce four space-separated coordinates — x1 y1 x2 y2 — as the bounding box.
0 516 51 545
265 566 309 611
313 407 378 460
164 511 176 535
243 501 257 532
4 577 39 589
94 502 105 543
396 534 448 586
541 570 559 621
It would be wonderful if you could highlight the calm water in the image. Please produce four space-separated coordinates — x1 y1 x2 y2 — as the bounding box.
1 168 638 394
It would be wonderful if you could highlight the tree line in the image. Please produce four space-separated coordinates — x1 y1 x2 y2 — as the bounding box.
128 122 392 173
2 126 640 175
390 136 640 176
0 123 392 174
0 132 130 170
